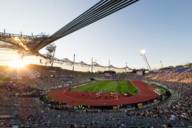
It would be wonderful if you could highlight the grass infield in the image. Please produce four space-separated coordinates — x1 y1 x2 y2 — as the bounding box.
71 80 138 95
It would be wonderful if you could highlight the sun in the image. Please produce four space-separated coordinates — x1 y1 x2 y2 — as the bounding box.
8 59 26 69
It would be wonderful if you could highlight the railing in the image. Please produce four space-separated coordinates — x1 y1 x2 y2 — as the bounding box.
0 32 49 39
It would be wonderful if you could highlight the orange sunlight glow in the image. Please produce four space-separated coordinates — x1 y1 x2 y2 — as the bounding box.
8 59 26 69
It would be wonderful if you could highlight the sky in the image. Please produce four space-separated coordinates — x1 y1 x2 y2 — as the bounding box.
0 0 192 69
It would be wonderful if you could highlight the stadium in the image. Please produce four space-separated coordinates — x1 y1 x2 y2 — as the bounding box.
0 0 192 128
43 80 166 108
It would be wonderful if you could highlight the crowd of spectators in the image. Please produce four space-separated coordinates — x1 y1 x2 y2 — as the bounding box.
146 66 192 84
127 81 192 126
0 65 191 127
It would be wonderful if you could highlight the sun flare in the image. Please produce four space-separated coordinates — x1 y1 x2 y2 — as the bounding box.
8 59 25 68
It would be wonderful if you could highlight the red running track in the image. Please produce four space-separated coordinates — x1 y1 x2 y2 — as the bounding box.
47 80 159 106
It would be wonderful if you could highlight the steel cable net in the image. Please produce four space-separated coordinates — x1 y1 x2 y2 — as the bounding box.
33 0 139 50
0 0 137 72
0 32 49 52
0 0 138 52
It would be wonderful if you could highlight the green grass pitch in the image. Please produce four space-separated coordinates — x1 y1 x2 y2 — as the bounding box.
71 80 138 95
